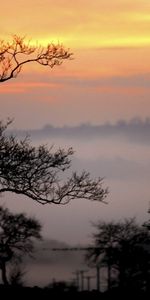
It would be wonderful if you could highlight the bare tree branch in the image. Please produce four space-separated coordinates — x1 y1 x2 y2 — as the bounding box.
0 121 108 205
0 35 73 82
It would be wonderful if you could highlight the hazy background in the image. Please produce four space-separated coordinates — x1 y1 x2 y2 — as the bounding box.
0 0 150 287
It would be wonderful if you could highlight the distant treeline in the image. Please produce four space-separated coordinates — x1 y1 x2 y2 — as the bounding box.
10 118 150 143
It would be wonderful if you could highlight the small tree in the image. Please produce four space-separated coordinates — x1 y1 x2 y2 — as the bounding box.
86 221 120 291
86 218 150 293
0 205 42 285
0 35 72 82
0 120 108 205
9 263 26 287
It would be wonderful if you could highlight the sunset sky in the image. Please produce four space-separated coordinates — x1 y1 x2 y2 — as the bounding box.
0 0 150 250
0 0 150 127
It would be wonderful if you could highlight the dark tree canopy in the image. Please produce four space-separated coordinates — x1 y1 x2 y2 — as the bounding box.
0 120 108 205
0 205 41 285
0 35 73 82
86 218 150 292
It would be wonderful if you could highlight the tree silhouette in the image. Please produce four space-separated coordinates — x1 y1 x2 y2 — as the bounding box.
143 207 150 231
0 120 108 205
0 36 108 205
86 218 150 293
9 263 26 287
0 35 72 82
86 221 118 291
0 205 41 285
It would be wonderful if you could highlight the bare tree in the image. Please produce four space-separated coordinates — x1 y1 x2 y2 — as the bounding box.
0 120 108 205
0 36 108 205
0 205 42 285
0 35 72 82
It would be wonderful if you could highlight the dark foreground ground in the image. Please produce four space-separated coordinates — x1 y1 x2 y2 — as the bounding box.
0 286 149 300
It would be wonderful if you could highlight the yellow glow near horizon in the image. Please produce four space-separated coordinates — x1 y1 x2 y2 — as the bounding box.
3 32 150 52
129 12 150 22
38 35 150 50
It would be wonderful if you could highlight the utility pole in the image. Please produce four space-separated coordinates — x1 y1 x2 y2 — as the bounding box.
79 270 88 291
96 264 101 292
46 246 103 292
85 275 95 291
72 270 80 291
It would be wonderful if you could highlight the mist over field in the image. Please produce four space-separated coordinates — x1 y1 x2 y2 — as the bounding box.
3 119 149 246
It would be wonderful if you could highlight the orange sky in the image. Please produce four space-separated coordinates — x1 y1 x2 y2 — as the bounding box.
1 0 150 49
0 0 150 127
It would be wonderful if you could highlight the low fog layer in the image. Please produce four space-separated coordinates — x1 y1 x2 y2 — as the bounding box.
23 239 87 287
11 118 150 145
